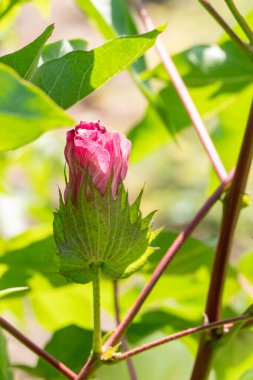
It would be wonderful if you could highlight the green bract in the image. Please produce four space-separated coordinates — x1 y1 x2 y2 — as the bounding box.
53 180 160 283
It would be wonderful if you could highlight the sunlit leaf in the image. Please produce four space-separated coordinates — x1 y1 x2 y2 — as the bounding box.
32 27 164 108
238 250 253 284
41 39 88 64
76 0 146 73
130 40 253 162
0 24 54 79
17 325 93 379
145 230 214 275
214 331 253 380
0 64 74 151
0 328 13 380
128 106 171 163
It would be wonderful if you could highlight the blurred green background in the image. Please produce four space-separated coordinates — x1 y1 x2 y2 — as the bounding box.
0 1 253 379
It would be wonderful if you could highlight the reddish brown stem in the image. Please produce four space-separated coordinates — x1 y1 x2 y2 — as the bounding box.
76 171 234 379
0 317 76 379
113 281 138 380
117 314 253 361
136 0 227 181
191 100 253 380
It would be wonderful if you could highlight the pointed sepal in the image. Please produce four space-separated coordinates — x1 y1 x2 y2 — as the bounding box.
53 178 160 283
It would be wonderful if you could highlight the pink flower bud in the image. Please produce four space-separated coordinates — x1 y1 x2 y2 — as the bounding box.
64 121 131 202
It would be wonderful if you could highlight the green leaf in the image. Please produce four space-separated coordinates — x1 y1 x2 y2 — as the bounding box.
128 106 171 163
219 10 253 44
41 39 88 64
76 0 146 73
54 182 159 283
30 278 94 331
76 0 139 38
240 369 253 380
209 87 253 191
0 328 13 380
19 325 93 379
0 64 74 151
129 40 253 162
216 305 253 350
0 233 63 288
214 331 253 380
144 231 214 276
126 309 194 344
144 41 253 87
76 0 117 40
0 24 54 79
238 250 253 283
32 27 164 109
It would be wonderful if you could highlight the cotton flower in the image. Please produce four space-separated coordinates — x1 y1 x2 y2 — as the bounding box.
64 121 131 202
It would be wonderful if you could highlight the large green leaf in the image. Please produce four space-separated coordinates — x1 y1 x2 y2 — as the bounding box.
0 329 13 380
76 0 138 39
0 24 54 79
144 41 253 88
145 231 214 276
32 27 163 109
76 0 117 40
76 0 146 73
129 40 253 162
0 234 63 288
238 250 253 284
0 64 74 151
126 309 194 344
41 39 87 64
19 326 193 380
30 277 94 331
214 331 253 380
128 106 171 163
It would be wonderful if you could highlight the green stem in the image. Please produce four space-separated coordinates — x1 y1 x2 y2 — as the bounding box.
225 0 253 44
92 266 102 358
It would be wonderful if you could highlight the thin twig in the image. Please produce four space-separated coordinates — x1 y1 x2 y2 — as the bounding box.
191 100 253 380
0 317 76 380
135 0 227 182
116 314 253 361
113 281 138 380
75 355 99 380
225 0 253 44
199 0 253 63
